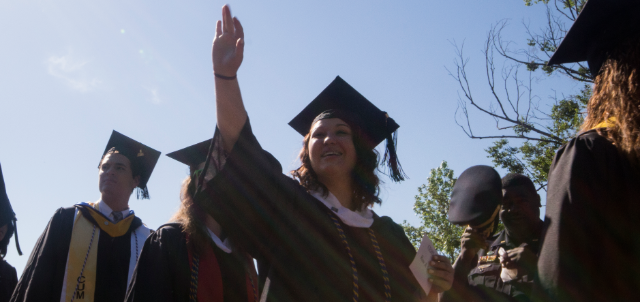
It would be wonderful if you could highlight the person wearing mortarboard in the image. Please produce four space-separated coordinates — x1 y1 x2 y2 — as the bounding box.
188 5 455 302
441 168 543 302
124 140 260 302
0 163 22 302
536 0 640 300
10 131 160 302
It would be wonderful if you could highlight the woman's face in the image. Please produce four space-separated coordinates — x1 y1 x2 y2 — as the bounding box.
308 118 357 182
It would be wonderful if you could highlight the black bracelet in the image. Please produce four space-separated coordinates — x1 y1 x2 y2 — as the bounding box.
214 73 237 80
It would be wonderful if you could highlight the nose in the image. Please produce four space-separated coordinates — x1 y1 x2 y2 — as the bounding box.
323 132 337 144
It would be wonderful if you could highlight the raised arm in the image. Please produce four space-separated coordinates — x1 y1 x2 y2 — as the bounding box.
212 5 247 152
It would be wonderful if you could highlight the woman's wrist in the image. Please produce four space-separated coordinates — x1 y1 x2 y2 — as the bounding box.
214 73 237 80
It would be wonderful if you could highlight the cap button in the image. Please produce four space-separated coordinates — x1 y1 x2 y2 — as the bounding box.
104 221 109 226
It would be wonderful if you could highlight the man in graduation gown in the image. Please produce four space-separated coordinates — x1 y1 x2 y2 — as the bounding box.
11 131 160 302
539 0 640 300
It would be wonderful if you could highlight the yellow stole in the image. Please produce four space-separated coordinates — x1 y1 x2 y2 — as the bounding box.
61 203 135 302
593 117 617 129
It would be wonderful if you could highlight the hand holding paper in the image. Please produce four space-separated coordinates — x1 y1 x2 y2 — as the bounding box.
410 234 454 297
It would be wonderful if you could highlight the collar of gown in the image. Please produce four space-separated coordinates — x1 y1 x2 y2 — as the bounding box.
206 227 232 253
95 199 133 222
310 190 374 228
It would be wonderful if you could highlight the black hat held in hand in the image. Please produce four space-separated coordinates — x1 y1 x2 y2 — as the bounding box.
101 131 161 199
547 0 640 78
0 163 21 256
448 165 502 232
289 76 406 182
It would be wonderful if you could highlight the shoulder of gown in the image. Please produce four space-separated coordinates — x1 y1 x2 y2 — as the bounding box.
126 223 189 302
10 206 76 302
538 129 639 301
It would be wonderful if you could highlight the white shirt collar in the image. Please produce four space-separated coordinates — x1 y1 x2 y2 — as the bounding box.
310 190 374 228
95 200 132 222
206 227 232 253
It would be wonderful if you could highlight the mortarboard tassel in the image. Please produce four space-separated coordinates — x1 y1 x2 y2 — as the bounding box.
136 186 150 200
382 128 407 182
13 219 22 255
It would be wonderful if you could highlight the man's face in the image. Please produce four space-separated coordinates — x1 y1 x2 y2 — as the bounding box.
98 153 140 198
500 185 541 234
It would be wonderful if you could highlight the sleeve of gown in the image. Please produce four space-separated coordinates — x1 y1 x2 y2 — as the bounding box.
125 228 179 302
10 208 73 302
536 133 632 301
198 120 325 260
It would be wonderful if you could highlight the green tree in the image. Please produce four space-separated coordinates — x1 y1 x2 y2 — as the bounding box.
449 0 590 191
402 161 464 262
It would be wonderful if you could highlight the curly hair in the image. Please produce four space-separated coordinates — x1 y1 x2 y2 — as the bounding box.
169 176 210 255
582 36 640 167
291 120 381 211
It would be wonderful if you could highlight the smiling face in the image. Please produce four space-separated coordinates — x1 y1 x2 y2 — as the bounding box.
308 118 358 183
98 153 140 199
500 185 541 236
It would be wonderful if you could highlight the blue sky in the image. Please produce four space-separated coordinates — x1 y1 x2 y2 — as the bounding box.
1 0 583 273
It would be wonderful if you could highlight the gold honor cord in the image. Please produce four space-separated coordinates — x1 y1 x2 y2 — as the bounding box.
468 205 501 239
329 212 392 302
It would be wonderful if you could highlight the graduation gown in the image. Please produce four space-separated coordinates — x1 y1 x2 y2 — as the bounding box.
0 260 17 302
199 121 423 302
126 223 258 302
537 129 640 301
11 206 151 302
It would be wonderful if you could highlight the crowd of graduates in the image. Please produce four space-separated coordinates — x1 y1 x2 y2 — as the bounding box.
1 0 640 301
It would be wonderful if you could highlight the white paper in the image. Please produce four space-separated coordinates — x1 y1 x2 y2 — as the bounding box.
409 234 438 296
498 247 517 282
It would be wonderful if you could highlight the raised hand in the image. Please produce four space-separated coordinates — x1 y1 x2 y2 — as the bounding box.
212 5 244 77
459 227 487 258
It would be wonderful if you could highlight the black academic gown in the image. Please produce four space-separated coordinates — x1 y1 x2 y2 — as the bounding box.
536 129 640 301
0 260 17 302
198 121 424 302
126 223 257 302
11 206 147 302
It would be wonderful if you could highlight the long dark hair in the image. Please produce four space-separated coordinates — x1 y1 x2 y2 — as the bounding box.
291 120 381 210
170 175 210 255
582 36 640 167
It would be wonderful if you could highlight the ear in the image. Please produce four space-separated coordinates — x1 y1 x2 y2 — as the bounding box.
132 175 141 189
536 193 542 207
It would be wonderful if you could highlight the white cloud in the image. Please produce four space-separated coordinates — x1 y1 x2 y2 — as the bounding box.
47 52 101 92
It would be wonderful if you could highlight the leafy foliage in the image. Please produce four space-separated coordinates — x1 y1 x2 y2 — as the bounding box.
487 84 590 190
402 161 464 262
450 0 591 191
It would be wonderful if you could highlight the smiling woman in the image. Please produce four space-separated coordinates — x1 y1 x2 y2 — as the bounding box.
189 5 455 302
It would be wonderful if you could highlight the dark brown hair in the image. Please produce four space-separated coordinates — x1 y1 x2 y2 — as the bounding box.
170 176 210 255
0 222 14 259
582 36 640 167
291 120 381 211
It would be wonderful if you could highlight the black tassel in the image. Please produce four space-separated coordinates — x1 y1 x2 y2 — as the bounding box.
382 129 407 182
13 219 22 256
136 186 150 199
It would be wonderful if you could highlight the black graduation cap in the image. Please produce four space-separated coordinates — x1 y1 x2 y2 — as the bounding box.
101 131 161 199
166 139 212 174
547 0 640 77
288 76 406 181
448 165 502 227
0 163 21 255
